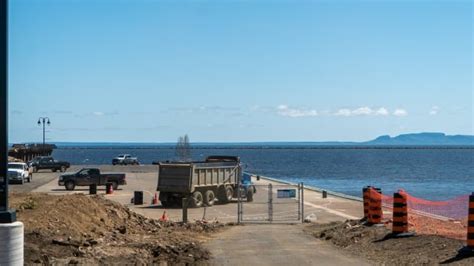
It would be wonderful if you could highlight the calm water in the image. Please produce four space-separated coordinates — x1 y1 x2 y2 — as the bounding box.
52 146 474 200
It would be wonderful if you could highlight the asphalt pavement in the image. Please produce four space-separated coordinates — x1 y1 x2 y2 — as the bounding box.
204 224 369 266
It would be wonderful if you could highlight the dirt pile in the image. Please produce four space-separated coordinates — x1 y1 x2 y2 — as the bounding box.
305 220 474 265
11 193 227 265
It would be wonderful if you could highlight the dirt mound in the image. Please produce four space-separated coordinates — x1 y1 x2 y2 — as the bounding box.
11 193 226 264
305 220 474 265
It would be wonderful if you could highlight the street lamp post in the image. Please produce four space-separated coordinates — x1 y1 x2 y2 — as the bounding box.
37 117 50 155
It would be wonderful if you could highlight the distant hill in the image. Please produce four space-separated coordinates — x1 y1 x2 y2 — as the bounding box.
13 132 474 148
364 133 474 146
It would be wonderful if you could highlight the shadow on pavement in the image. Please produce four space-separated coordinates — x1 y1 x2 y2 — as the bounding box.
51 188 123 192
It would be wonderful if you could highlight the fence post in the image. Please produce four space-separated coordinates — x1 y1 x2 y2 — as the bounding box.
268 183 273 222
297 183 301 221
301 182 304 223
392 190 409 235
368 187 382 224
182 198 188 223
237 185 241 224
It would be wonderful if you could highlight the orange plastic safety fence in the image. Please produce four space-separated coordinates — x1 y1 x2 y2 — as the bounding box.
366 188 470 240
405 192 469 220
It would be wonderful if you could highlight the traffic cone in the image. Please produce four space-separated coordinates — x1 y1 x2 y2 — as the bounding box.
159 211 169 222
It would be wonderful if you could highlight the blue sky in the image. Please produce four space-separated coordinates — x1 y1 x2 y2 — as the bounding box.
8 0 473 143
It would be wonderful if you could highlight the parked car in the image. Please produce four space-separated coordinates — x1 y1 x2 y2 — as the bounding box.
58 168 127 191
112 154 139 165
28 156 70 173
8 162 32 184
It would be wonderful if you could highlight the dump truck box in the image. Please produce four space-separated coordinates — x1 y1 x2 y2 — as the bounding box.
157 156 253 207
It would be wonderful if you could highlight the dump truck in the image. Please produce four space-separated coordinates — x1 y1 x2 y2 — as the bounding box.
157 156 256 208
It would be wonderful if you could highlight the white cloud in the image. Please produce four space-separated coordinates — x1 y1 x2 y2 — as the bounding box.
277 105 318 118
393 109 408 117
276 105 407 118
429 106 439 115
334 106 389 117
334 108 352 116
93 111 104 116
352 107 373 115
375 108 389 116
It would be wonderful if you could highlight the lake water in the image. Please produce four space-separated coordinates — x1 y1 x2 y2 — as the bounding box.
52 146 474 201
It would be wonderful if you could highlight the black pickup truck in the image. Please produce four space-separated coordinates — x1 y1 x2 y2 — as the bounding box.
29 156 70 173
58 168 127 191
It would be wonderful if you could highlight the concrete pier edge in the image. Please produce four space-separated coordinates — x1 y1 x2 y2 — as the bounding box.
245 172 363 202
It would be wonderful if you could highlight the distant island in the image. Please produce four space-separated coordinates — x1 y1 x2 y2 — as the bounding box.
363 133 474 146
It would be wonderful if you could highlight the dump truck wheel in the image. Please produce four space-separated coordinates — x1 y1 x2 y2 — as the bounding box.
246 189 254 202
204 190 215 206
190 191 204 208
225 186 234 202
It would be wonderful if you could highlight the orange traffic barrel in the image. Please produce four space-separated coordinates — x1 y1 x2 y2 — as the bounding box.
459 192 474 254
368 187 382 224
392 190 409 234
363 186 371 219
468 193 474 250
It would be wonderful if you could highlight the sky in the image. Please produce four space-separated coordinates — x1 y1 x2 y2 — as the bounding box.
8 0 473 143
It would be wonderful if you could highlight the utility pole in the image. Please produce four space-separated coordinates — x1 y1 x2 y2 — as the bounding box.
0 0 15 223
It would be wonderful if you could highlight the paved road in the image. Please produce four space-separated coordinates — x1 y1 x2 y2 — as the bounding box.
204 224 369 266
9 165 158 194
9 171 62 193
